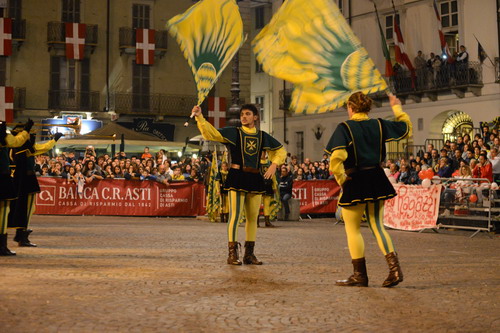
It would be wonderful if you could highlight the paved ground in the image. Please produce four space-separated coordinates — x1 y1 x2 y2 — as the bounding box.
0 215 499 332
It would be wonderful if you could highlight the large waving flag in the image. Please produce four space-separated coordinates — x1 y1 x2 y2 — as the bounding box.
253 0 387 114
167 0 245 105
206 149 221 223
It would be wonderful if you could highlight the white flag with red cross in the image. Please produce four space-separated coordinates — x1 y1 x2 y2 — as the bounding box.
65 23 86 60
0 18 12 56
0 86 14 122
136 29 155 65
208 97 226 129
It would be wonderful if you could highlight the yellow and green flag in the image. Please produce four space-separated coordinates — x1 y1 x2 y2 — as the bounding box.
167 0 246 105
206 149 221 222
252 0 387 114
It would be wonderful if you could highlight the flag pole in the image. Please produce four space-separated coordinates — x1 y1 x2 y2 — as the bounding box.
473 34 496 67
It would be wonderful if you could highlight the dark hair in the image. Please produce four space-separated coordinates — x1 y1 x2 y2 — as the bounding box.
240 104 259 118
347 92 372 113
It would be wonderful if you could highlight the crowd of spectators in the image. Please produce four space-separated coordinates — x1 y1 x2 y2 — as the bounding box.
35 146 209 194
35 124 499 193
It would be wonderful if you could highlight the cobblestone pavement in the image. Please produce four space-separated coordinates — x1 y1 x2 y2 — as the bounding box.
1 215 499 332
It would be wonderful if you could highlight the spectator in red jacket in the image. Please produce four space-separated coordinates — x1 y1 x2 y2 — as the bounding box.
473 154 493 182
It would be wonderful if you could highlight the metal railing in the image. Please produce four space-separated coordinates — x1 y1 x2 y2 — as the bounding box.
12 19 26 41
109 92 197 116
435 177 497 237
47 21 98 45
48 90 100 111
279 89 292 110
390 61 483 94
14 87 26 110
118 27 168 50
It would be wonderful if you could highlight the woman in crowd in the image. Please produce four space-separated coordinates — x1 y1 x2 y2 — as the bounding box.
103 165 114 178
82 160 103 183
113 166 124 178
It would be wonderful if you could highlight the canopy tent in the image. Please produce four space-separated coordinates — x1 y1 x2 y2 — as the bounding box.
57 122 198 156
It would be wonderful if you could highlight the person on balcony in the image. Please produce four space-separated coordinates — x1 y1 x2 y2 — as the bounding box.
326 92 412 288
192 104 286 266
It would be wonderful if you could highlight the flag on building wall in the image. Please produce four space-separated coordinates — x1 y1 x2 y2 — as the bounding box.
206 149 221 223
372 3 393 77
65 23 86 60
0 86 14 122
432 0 452 61
166 0 245 106
207 97 226 129
253 0 387 114
136 28 155 65
393 13 415 87
474 36 488 64
0 18 12 56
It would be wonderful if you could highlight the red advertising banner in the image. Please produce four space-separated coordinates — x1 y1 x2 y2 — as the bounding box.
36 177 206 217
292 180 340 214
383 184 441 231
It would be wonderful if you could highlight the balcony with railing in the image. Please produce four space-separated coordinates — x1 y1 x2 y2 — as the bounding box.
14 87 26 110
109 92 197 116
279 89 292 110
11 19 26 50
384 61 483 102
118 27 168 58
48 90 100 111
47 22 98 52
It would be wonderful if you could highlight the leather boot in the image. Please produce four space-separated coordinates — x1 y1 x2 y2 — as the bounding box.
243 241 263 265
336 258 369 287
227 242 242 265
383 252 403 287
0 234 16 256
13 228 22 243
264 216 275 228
18 229 37 247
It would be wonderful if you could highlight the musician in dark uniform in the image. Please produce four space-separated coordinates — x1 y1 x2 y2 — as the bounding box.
192 104 286 265
325 92 412 288
8 129 62 247
0 120 31 256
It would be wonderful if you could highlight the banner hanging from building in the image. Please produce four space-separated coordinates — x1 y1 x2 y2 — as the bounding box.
0 18 12 56
65 23 86 60
0 86 13 122
383 184 441 231
136 28 155 65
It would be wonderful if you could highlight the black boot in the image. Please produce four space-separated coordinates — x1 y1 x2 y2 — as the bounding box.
227 242 242 265
243 241 263 265
264 216 275 228
257 217 261 228
220 213 225 223
0 234 16 256
383 252 403 287
336 258 369 287
17 229 37 247
13 228 22 243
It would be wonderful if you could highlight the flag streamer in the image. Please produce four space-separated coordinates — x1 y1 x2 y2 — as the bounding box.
253 0 387 114
167 0 246 105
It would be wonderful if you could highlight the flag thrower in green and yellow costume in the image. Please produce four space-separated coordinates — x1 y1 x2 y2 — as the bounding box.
252 0 387 114
167 0 246 105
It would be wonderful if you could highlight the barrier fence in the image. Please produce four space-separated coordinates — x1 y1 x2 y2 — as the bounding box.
34 177 498 234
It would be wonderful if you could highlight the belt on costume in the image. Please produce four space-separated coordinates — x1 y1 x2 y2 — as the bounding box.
345 165 379 176
230 164 260 174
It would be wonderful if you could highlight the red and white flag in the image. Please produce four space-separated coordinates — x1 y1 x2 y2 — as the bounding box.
433 0 452 62
393 16 415 86
0 18 12 56
65 23 86 60
136 29 155 65
0 86 14 122
208 97 226 129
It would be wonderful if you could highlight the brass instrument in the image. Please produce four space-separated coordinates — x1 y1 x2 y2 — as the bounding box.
7 119 82 134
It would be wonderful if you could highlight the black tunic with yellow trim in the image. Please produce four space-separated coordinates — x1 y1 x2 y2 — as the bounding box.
219 127 282 194
326 117 409 206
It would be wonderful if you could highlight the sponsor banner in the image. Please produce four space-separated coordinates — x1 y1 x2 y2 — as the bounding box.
292 180 340 214
384 184 441 231
36 178 340 216
36 177 206 217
